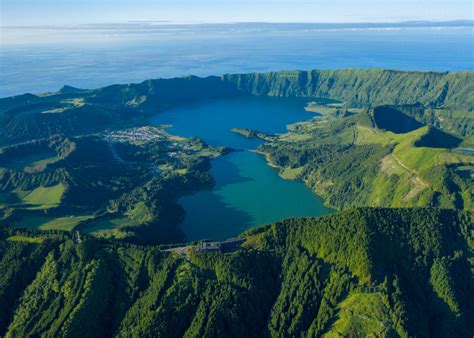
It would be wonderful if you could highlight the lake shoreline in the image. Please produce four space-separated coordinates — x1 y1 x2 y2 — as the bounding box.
153 96 333 240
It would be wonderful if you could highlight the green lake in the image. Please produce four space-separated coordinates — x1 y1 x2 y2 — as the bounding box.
153 96 333 240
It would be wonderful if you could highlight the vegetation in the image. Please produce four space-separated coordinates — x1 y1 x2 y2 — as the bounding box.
0 69 472 146
0 128 225 243
259 106 473 211
22 184 65 209
231 128 274 140
0 207 471 337
11 215 94 231
7 235 45 243
1 68 472 233
223 69 473 136
0 69 472 336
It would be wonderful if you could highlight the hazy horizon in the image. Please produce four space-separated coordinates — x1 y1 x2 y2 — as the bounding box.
1 0 473 26
2 24 472 97
2 20 473 46
1 2 472 97
3 19 474 27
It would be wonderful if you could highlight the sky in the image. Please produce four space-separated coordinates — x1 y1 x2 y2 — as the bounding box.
1 0 473 26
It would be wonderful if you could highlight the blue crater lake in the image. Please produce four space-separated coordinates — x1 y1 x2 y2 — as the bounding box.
152 96 333 241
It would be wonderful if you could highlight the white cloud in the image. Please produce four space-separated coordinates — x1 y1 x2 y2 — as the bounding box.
1 0 472 26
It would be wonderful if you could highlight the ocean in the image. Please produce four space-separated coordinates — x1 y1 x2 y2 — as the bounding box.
1 24 472 97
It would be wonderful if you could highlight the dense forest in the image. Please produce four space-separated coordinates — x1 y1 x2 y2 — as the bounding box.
0 69 472 147
0 69 473 337
0 128 225 243
0 69 472 239
0 207 472 337
259 107 473 211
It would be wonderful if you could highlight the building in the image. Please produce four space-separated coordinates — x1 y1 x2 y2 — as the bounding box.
197 238 245 253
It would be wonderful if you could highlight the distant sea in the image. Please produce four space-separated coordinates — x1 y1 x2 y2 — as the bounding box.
1 23 473 97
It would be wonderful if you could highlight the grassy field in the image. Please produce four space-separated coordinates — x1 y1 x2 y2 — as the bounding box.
0 127 224 242
28 155 61 169
279 166 304 180
176 168 188 175
357 126 474 207
81 202 153 238
356 125 409 146
325 291 393 337
11 215 93 231
357 126 473 169
262 111 473 210
82 216 139 239
22 184 65 210
7 235 45 244
2 152 60 171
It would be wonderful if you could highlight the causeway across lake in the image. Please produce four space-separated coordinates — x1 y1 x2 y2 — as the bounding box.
152 96 333 240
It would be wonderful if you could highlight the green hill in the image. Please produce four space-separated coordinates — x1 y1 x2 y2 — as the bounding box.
0 68 472 241
0 129 225 243
0 69 472 337
223 69 474 136
223 69 474 108
0 207 472 337
260 107 474 211
0 69 472 146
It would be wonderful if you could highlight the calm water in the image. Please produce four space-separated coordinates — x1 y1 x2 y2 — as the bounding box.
153 96 332 240
179 151 330 241
1 26 473 97
153 96 315 148
2 24 472 240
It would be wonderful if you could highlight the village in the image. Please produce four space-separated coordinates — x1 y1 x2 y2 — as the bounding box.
101 126 167 144
102 126 205 157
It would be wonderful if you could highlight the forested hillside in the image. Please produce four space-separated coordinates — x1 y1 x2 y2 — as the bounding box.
0 69 472 146
0 127 225 243
0 208 471 337
0 68 472 241
258 102 474 211
223 69 473 136
224 69 473 109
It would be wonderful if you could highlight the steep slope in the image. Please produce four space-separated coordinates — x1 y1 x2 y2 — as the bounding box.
223 69 473 136
259 108 474 211
0 208 472 337
0 129 225 243
0 69 472 146
223 69 474 109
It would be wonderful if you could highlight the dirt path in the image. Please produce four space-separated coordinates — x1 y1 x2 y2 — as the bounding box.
382 152 428 201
